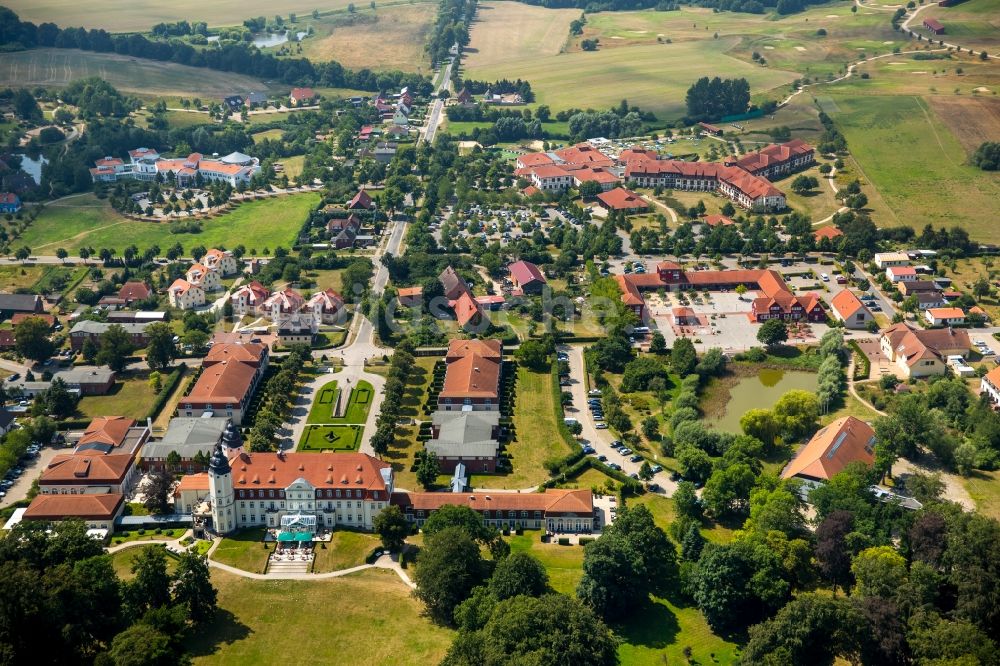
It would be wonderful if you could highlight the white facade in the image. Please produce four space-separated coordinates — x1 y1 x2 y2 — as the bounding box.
168 280 206 310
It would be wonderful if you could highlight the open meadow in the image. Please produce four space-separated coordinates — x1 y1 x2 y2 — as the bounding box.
0 49 273 97
466 35 799 120
928 0 1000 50
21 192 319 254
188 569 453 665
464 1 579 70
300 3 437 73
5 0 361 32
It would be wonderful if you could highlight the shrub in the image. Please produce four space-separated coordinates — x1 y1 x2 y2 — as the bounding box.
558 537 571 546
578 537 594 545
137 529 146 536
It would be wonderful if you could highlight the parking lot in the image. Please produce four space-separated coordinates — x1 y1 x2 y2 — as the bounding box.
0 446 60 507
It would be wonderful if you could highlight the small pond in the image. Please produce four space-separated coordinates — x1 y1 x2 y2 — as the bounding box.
15 153 48 185
252 31 308 48
707 369 818 432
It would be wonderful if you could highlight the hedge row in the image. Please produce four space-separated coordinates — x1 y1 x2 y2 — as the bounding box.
848 339 871 381
145 364 187 422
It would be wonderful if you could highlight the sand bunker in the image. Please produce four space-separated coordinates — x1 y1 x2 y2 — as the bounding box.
764 45 775 50
826 14 839 17
630 30 648 33
888 61 906 64
883 41 894 44
794 46 807 51
974 86 991 92
610 36 623 39
912 71 928 74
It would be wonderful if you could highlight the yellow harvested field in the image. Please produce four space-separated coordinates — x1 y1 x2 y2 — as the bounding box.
6 0 357 32
301 4 437 73
464 1 579 70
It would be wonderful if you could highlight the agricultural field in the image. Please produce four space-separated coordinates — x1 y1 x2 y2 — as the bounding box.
189 569 453 665
0 49 273 97
464 1 579 71
823 92 1000 240
466 36 799 120
925 95 1000 155
300 3 437 73
6 0 359 32
20 192 320 254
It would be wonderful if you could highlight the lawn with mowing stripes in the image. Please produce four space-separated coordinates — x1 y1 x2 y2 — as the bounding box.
306 380 373 424
299 424 363 452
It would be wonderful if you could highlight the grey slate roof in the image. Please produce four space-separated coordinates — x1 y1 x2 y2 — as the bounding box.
0 294 41 312
426 411 500 459
142 417 230 460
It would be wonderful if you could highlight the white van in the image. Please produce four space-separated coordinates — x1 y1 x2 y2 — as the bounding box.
820 273 830 282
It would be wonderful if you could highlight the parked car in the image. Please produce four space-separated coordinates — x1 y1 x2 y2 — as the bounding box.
595 423 608 429
597 455 607 462
630 455 643 463
588 389 602 396
651 464 663 474
583 446 596 454
608 463 621 471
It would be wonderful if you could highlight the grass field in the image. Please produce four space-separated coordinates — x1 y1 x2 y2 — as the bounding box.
507 533 584 596
311 530 381 572
110 545 179 580
0 49 273 97
470 365 570 490
931 0 1000 49
301 3 436 73
6 0 361 32
825 93 1000 240
0 265 48 291
189 569 453 665
77 374 158 420
210 528 274 574
465 36 799 120
22 192 319 254
464 1 578 70
299 424 363 452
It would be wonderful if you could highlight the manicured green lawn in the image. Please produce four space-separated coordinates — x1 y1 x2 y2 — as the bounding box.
110 528 185 546
507 533 585 597
311 530 381 572
77 374 158 420
22 192 320 254
188 569 453 665
306 379 373 424
384 357 438 490
299 424 363 452
109 544 179 580
470 365 571 490
210 527 274 574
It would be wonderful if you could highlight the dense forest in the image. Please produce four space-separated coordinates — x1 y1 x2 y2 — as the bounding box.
0 7 431 94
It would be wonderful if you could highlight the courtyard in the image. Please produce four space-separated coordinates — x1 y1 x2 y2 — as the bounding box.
298 378 374 451
299 424 363 452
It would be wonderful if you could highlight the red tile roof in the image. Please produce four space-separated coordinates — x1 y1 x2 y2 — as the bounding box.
735 139 814 175
508 260 546 287
453 291 484 328
703 214 735 227
440 340 501 401
118 281 151 302
228 451 391 492
782 416 875 481
205 342 267 367
24 493 123 521
393 488 593 516
830 289 868 321
446 338 502 363
40 454 133 485
187 360 258 404
814 226 843 241
348 189 373 209
597 187 647 211
78 416 135 449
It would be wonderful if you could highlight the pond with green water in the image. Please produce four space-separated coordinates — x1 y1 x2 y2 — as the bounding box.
707 369 819 432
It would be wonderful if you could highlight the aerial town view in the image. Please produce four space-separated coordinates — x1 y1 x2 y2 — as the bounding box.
0 0 998 661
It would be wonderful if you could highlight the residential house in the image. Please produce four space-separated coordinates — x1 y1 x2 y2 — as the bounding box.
205 448 395 534
455 88 474 106
117 281 151 305
348 188 374 210
916 291 947 310
10 312 54 328
141 418 241 473
374 142 397 164
508 260 546 294
703 214 736 227
393 488 595 533
925 307 966 327
596 187 649 213
980 365 1000 405
0 192 21 213
305 289 345 324
223 95 244 112
168 279 206 310
276 316 317 346
426 411 501 473
230 281 270 315
830 290 872 329
263 288 306 321
203 248 239 276
396 286 423 307
699 122 723 136
439 265 471 300
186 263 222 292
289 87 316 105
781 416 876 491
0 410 16 435
69 320 151 351
879 322 971 378
438 339 503 412
874 252 910 269
898 280 939 296
886 266 918 283
326 214 360 249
